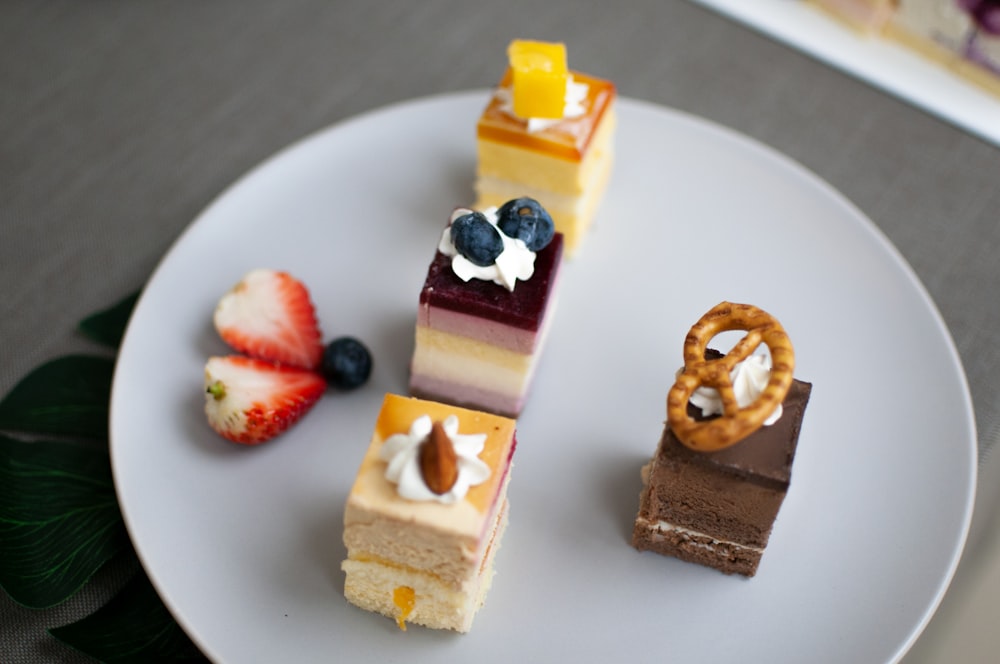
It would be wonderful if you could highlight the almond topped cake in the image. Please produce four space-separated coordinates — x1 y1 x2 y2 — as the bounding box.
342 394 517 631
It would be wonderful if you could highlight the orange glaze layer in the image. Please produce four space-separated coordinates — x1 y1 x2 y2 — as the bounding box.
476 67 616 162
373 394 516 516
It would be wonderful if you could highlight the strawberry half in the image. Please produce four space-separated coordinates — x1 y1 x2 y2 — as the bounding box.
214 269 323 370
203 355 326 444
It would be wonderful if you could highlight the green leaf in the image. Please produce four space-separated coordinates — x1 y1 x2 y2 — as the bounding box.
0 355 114 440
78 292 140 349
0 434 128 608
49 571 209 663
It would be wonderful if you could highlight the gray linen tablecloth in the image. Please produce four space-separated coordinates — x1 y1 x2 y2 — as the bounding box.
3 1 999 662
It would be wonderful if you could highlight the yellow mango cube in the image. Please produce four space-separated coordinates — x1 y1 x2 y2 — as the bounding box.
508 39 568 119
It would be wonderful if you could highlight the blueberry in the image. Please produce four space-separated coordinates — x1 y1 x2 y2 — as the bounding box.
321 337 372 390
496 197 555 251
450 211 504 266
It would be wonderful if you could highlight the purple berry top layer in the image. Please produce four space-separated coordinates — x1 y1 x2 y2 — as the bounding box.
418 232 563 332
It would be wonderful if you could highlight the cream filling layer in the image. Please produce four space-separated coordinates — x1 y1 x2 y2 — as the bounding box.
412 327 536 396
644 518 764 555
475 147 611 220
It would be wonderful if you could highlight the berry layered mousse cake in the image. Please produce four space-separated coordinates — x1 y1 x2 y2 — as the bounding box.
342 393 517 632
409 197 563 418
475 39 616 256
632 302 812 577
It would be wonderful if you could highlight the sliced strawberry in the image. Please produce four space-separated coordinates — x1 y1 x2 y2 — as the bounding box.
213 269 323 370
203 355 326 445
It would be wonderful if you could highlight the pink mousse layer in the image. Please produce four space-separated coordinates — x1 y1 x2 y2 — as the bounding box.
415 234 563 353
409 374 524 419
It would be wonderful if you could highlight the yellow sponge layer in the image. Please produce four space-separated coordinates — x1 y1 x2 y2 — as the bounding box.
476 107 615 255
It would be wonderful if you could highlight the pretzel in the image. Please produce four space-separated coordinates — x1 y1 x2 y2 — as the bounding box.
666 302 795 452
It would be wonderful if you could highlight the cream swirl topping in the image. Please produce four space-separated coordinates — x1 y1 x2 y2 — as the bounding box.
495 75 589 132
379 414 491 504
689 353 784 426
439 207 536 291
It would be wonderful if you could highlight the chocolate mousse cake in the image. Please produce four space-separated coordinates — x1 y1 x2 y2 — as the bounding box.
632 302 812 576
342 393 517 632
475 39 616 256
408 200 563 417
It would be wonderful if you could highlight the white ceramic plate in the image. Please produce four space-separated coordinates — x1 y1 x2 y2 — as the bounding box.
689 0 1000 148
110 92 976 664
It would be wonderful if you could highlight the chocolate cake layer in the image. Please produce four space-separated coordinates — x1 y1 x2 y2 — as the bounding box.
632 490 764 577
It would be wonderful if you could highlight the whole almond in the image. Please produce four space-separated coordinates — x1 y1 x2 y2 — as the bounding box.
419 421 459 494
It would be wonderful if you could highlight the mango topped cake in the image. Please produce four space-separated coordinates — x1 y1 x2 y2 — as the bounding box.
409 199 563 417
475 39 616 256
632 302 812 577
342 393 517 632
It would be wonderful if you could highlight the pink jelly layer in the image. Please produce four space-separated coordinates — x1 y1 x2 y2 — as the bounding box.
409 374 525 419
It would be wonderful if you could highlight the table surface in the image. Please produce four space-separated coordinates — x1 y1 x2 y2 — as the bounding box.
3 1 999 662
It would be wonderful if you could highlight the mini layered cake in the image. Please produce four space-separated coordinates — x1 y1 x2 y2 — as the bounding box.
475 39 616 256
808 0 1000 97
342 393 517 632
409 199 563 417
632 302 812 577
886 1 1000 96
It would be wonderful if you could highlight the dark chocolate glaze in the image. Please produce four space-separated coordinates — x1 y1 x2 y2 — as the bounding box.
670 378 813 487
418 233 564 332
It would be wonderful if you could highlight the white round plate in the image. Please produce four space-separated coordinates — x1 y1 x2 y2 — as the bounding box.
111 92 976 664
